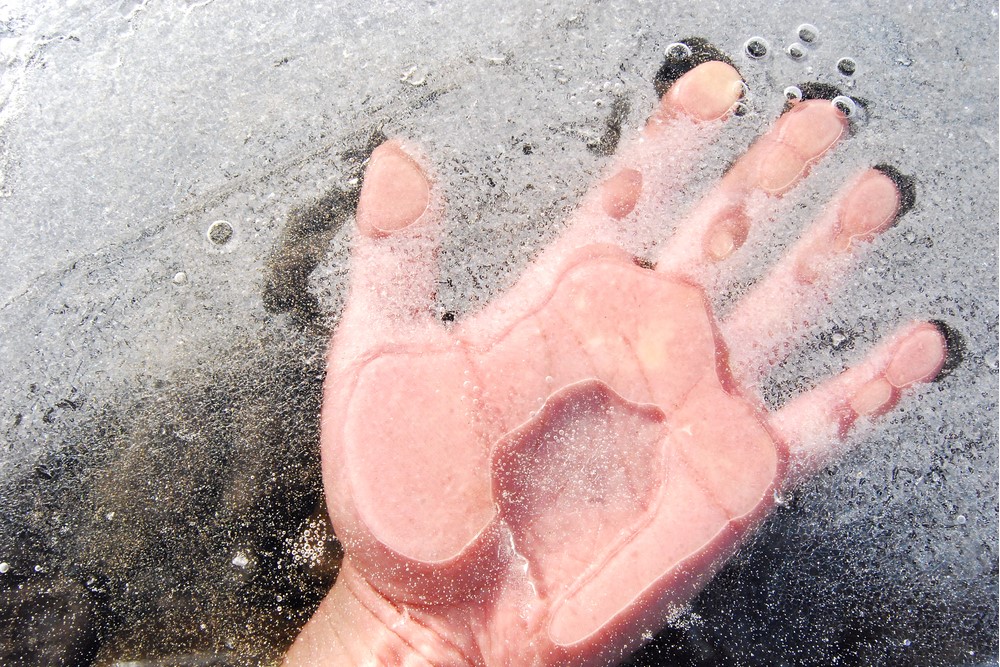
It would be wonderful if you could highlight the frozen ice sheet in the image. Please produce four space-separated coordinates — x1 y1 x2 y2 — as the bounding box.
0 0 996 665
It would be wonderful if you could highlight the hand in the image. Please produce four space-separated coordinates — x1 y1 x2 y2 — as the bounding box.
284 46 947 667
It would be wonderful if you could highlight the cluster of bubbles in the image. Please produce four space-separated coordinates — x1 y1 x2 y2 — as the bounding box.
741 24 858 78
784 23 819 61
732 25 862 120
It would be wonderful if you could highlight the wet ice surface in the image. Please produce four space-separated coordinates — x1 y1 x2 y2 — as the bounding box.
0 0 996 665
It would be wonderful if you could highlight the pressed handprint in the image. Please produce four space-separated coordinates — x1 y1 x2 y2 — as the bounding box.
284 42 947 667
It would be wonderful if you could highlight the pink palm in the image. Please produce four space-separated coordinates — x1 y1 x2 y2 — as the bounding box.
288 58 947 666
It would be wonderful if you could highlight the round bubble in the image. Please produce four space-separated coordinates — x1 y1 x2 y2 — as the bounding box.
744 37 769 59
664 42 692 61
786 43 806 60
783 86 803 103
207 220 234 246
831 95 858 118
797 23 819 44
837 57 858 76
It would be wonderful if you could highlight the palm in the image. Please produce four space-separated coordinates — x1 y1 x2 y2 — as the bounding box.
290 54 946 667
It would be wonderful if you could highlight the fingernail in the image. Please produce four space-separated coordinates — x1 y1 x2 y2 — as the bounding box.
357 144 430 236
833 171 901 250
792 240 826 284
754 102 847 194
704 206 749 261
885 326 947 387
601 168 643 219
776 101 847 159
671 61 745 121
850 378 894 417
706 228 736 260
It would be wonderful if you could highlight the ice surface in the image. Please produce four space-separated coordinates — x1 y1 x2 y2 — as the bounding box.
0 0 996 664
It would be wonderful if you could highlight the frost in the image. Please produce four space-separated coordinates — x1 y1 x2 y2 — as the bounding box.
0 0 996 664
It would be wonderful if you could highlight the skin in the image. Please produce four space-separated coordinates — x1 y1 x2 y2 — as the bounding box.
284 60 947 666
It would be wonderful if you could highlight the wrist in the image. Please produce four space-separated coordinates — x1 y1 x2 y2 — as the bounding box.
283 559 476 667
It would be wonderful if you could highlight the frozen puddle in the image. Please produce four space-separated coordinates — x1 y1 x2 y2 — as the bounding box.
0 0 996 665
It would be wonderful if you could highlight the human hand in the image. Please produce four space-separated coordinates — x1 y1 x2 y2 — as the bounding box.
284 43 947 667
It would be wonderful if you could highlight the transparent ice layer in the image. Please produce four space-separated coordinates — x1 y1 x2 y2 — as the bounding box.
0 0 996 664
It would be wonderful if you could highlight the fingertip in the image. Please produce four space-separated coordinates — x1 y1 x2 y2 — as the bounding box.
664 60 745 122
873 163 918 218
775 99 847 159
748 100 847 195
885 323 948 388
833 169 901 249
653 37 736 97
356 141 431 237
600 168 643 219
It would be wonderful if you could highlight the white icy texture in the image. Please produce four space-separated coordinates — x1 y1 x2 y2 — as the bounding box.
0 0 996 662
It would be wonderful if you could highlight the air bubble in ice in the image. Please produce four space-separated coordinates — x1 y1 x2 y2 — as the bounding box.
207 220 234 246
664 42 692 61
733 101 750 117
0 562 8 574
172 271 188 285
831 95 857 118
400 65 427 86
232 552 249 568
744 37 769 59
797 23 819 44
956 514 967 525
836 57 858 76
783 86 803 103
786 43 806 60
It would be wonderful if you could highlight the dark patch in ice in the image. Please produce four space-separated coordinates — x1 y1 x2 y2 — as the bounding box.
587 96 630 157
262 132 384 331
632 255 656 271
0 574 102 665
0 328 338 663
930 319 966 381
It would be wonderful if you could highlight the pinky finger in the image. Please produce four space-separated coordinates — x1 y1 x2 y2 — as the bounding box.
769 321 951 487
